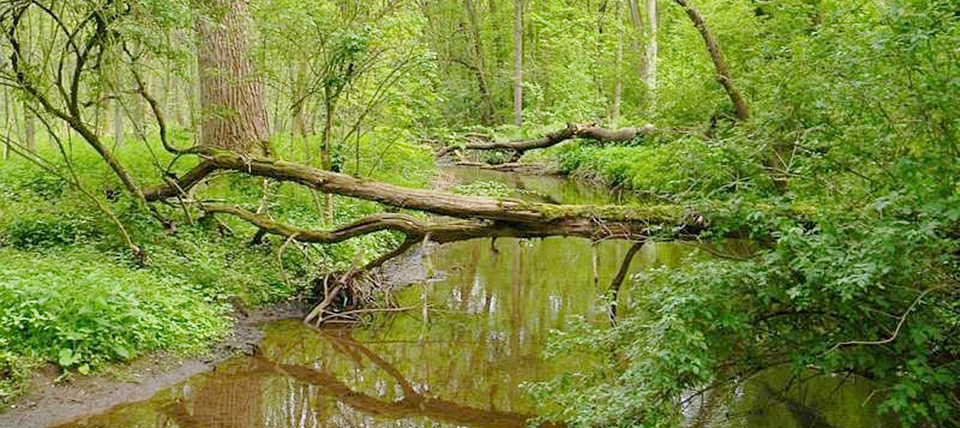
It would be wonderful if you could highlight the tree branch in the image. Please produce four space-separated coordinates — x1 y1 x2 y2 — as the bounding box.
672 0 751 121
436 122 659 160
191 151 704 239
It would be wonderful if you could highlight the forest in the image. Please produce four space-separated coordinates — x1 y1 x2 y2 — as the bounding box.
0 0 958 427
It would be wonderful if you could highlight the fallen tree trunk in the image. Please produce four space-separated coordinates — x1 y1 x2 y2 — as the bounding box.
159 150 705 237
141 149 712 324
450 161 560 175
436 122 658 160
203 203 701 245
143 148 716 324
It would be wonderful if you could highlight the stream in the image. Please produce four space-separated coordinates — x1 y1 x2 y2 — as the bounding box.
52 167 894 428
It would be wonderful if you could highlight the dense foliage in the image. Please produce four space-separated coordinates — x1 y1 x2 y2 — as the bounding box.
521 1 960 427
0 0 957 426
0 134 433 406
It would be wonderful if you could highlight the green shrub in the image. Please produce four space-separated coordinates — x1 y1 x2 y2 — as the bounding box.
0 248 230 373
2 214 103 249
16 170 66 200
0 105 435 406
552 136 769 199
0 338 28 408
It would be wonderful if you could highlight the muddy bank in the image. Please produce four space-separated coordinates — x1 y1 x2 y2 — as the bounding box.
0 302 309 428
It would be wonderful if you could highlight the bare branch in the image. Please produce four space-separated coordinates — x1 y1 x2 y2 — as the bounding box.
436 122 660 160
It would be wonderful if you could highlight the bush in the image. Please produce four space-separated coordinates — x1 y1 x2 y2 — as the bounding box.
0 338 28 408
2 214 103 249
0 110 437 406
0 247 230 373
553 135 770 199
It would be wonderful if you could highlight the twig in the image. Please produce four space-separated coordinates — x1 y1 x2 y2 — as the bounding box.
683 240 755 261
608 240 645 324
277 233 300 290
304 283 344 326
318 305 423 324
824 286 945 355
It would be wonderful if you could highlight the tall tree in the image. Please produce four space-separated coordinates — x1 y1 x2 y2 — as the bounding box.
463 0 497 125
672 0 749 121
196 0 269 153
22 104 35 153
612 0 623 120
627 0 646 81
512 0 523 126
644 0 658 109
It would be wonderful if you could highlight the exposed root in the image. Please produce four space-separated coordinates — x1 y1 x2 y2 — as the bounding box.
304 282 344 326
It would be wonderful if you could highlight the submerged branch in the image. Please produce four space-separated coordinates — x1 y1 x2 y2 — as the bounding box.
608 240 646 323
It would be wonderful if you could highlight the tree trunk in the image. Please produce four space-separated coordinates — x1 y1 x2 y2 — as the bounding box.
512 0 523 127
321 93 335 223
291 62 311 162
112 97 124 149
645 0 658 109
612 0 624 120
23 104 35 153
594 0 607 102
2 88 9 159
321 92 334 171
196 0 269 153
628 0 646 81
463 0 497 125
672 0 750 121
435 122 659 159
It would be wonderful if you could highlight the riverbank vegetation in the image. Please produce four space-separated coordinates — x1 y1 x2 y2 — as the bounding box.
0 0 957 426
0 135 432 405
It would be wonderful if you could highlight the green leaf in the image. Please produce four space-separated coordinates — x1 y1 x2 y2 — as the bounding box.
57 348 76 367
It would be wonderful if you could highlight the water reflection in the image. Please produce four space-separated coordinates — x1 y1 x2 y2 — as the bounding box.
52 169 892 428
719 368 895 428
442 165 640 206
56 169 683 428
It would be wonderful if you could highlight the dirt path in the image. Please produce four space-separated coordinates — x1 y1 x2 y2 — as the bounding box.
0 303 308 428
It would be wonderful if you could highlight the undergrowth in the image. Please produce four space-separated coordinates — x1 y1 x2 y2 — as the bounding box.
0 129 434 407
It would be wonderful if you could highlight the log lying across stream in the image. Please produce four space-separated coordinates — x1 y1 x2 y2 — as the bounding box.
143 148 715 324
149 150 708 245
435 122 660 161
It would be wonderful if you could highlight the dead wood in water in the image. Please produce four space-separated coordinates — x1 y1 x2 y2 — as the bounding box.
436 122 659 161
608 240 646 323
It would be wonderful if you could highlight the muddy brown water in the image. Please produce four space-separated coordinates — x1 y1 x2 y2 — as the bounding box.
50 167 894 428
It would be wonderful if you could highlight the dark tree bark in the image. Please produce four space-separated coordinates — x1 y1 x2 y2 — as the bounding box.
608 240 645 322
